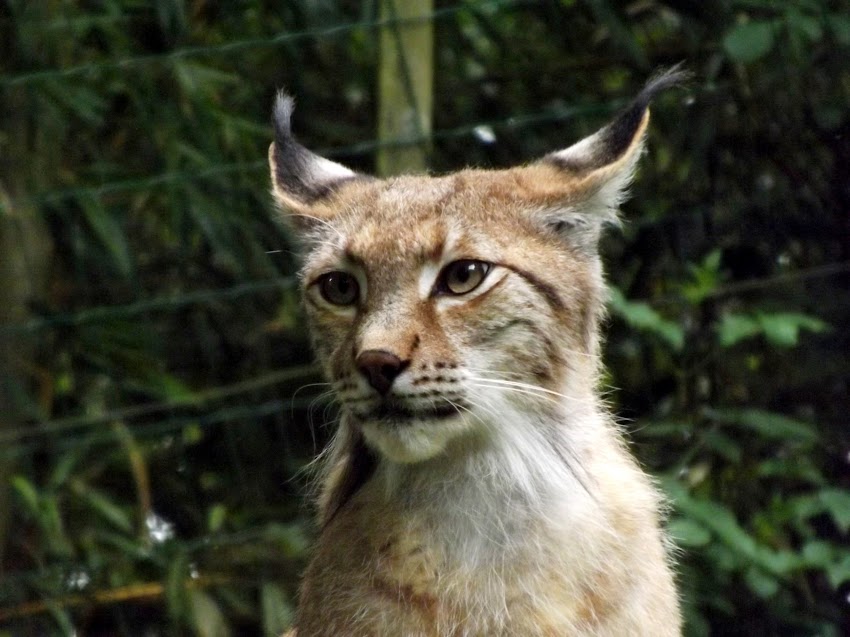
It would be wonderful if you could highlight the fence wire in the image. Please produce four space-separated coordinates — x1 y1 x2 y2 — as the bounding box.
1 1 847 632
0 0 520 88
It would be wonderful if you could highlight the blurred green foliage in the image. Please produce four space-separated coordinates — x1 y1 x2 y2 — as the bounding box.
1 0 848 635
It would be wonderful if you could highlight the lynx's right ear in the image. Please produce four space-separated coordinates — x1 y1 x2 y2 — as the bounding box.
524 66 689 251
268 92 366 225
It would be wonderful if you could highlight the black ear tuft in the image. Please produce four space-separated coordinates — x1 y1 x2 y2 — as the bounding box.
600 64 690 165
269 91 362 209
547 64 690 174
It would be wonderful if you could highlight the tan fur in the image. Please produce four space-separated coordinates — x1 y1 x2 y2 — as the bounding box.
270 76 683 636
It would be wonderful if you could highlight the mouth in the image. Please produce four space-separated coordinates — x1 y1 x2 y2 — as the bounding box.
360 400 460 425
352 397 471 463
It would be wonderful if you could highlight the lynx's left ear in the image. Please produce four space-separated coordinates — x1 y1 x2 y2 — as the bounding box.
530 66 688 248
268 92 368 227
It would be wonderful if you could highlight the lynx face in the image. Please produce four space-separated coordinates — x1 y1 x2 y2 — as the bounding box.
298 171 603 463
269 68 683 482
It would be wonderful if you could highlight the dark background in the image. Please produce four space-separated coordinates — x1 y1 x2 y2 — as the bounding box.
1 1 848 635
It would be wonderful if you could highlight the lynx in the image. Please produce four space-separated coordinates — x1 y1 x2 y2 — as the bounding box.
270 70 684 636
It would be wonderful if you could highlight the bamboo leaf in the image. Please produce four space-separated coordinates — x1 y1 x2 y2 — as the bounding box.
705 408 818 443
78 195 134 279
11 475 40 515
190 589 231 637
261 582 294 637
76 482 133 533
166 551 190 622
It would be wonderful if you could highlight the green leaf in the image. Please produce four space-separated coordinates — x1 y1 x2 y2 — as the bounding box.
48 448 87 490
166 551 190 622
682 250 724 304
208 504 227 533
800 541 850 589
800 540 834 567
756 314 799 347
631 420 691 438
703 249 722 272
42 79 108 126
668 517 712 547
41 497 73 557
77 484 133 532
723 21 776 63
94 529 151 559
11 475 40 515
144 372 194 401
786 9 822 42
261 582 295 637
607 287 684 351
183 423 204 445
819 489 850 533
78 195 134 279
744 566 780 598
831 13 850 45
44 601 76 637
174 61 240 99
756 456 824 486
717 311 827 348
679 498 756 557
705 408 818 443
263 523 310 558
716 313 761 348
702 429 743 463
756 312 828 348
826 554 850 589
667 482 799 576
190 589 231 637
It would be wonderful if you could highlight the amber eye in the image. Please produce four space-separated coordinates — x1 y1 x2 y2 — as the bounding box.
317 271 359 306
436 260 491 295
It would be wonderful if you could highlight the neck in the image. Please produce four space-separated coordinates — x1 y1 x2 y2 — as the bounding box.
371 400 602 554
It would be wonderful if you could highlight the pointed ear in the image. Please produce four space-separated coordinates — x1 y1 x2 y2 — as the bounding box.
531 66 688 249
268 92 369 225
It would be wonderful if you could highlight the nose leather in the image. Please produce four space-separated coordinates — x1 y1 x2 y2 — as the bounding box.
356 350 409 395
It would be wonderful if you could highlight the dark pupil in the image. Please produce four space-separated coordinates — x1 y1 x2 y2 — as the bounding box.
455 263 474 283
323 272 355 304
334 275 351 296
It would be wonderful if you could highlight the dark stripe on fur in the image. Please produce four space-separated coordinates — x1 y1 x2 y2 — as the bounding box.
322 433 377 529
500 264 565 312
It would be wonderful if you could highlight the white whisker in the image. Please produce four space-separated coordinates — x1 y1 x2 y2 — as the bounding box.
466 375 597 408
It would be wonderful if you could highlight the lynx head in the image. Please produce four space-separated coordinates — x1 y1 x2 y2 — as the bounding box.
269 71 683 511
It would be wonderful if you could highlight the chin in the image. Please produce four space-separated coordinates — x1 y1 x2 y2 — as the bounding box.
359 415 468 464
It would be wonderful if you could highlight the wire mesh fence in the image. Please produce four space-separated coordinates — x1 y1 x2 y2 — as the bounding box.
1 1 849 635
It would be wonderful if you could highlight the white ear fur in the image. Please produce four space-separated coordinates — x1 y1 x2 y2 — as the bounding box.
549 113 648 218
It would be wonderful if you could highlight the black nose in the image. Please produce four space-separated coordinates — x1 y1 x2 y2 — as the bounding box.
356 350 408 395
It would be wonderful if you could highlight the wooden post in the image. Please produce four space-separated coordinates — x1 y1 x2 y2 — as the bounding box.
0 193 52 571
0 3 54 568
376 0 434 177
